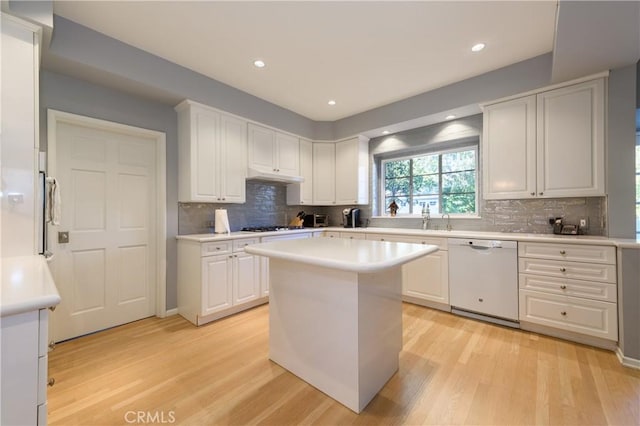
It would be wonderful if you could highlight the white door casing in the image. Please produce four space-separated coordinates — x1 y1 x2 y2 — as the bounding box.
47 110 166 342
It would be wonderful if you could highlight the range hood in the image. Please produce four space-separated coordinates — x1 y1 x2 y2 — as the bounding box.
246 167 304 184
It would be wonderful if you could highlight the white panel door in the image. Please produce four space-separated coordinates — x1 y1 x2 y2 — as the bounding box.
233 252 260 304
312 143 336 205
482 95 536 199
275 132 299 176
403 250 449 304
335 138 359 204
192 107 219 201
202 255 233 315
51 122 157 342
247 123 276 173
220 114 247 203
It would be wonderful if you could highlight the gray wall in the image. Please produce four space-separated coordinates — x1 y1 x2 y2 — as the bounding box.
607 63 637 238
619 247 640 361
39 70 180 310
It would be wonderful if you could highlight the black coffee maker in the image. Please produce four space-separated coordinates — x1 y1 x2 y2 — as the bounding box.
342 208 361 228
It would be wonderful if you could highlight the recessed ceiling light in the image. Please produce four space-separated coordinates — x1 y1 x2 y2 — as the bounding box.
328 100 336 106
253 59 266 68
471 43 486 52
382 130 390 135
445 115 456 120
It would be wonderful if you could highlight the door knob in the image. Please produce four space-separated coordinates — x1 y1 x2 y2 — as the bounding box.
58 231 69 244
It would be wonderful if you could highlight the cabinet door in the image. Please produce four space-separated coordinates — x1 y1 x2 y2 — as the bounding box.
202 256 232 315
233 252 260 304
248 123 276 173
220 115 247 203
287 138 313 205
536 79 605 197
403 250 449 304
335 138 359 204
312 143 336 205
276 132 300 176
482 95 536 199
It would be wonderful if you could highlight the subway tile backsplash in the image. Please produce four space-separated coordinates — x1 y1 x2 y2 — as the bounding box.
178 181 606 236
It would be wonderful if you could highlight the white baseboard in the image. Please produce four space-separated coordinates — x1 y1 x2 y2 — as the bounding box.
616 347 640 370
164 308 179 317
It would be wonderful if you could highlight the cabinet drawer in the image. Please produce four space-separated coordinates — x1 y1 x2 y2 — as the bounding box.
519 273 617 302
233 238 259 252
323 231 341 238
519 290 617 341
37 403 47 426
38 309 49 356
366 234 447 250
201 241 232 256
340 232 366 240
518 258 616 283
519 242 615 264
38 355 47 405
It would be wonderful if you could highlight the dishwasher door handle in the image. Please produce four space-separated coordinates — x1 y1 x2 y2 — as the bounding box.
469 245 491 251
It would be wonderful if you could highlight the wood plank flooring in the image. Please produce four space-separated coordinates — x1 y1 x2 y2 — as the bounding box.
48 303 640 425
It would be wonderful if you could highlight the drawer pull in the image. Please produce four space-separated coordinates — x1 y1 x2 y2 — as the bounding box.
560 267 567 272
49 305 56 312
560 311 567 316
48 341 56 351
478 298 484 302
380 238 385 242
560 285 567 290
48 378 56 387
560 250 566 255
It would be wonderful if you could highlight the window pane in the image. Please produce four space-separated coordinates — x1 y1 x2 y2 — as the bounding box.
442 171 476 194
413 174 439 195
442 150 476 172
414 196 440 215
385 177 410 197
385 160 410 178
385 197 410 214
442 193 476 214
413 155 439 175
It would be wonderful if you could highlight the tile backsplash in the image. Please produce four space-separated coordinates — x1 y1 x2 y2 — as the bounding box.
178 181 607 236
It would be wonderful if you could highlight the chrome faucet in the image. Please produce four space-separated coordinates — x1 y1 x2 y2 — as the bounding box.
442 213 452 231
421 204 431 230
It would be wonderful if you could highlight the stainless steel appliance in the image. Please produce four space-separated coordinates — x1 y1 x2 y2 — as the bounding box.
448 238 519 326
342 208 360 228
241 226 303 232
303 214 329 228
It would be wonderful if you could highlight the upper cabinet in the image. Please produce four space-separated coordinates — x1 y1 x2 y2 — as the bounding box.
176 101 247 203
312 143 336 205
286 138 313 205
248 123 300 177
483 77 606 200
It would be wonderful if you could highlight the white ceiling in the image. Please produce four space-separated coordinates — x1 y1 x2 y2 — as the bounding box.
53 1 558 122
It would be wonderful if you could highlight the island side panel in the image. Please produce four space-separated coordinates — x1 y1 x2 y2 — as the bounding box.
268 259 361 412
357 266 403 411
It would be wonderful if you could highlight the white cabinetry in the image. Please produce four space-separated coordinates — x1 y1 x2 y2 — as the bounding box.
518 242 617 343
178 238 263 326
483 78 605 200
248 123 300 177
176 100 247 203
312 137 369 206
365 233 449 309
286 138 313 205
312 143 336 205
1 309 52 425
1 14 40 256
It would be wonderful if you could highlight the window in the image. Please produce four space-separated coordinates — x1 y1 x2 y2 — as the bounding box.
382 146 478 216
636 142 639 237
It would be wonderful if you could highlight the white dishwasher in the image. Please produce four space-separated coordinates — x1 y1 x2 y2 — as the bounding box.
448 238 519 325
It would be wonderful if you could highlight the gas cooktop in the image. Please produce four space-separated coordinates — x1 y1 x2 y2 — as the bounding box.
241 226 304 232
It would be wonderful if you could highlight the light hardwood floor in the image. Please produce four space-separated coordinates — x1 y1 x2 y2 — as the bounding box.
48 303 640 425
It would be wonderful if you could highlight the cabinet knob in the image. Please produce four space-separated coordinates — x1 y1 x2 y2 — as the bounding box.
560 250 566 255
478 298 484 302
560 267 567 272
539 192 544 195
560 285 567 290
49 305 56 312
530 192 535 196
48 341 56 351
380 238 385 241
560 311 567 316
48 378 56 387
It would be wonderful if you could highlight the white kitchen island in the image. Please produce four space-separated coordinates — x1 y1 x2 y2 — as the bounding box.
245 237 438 413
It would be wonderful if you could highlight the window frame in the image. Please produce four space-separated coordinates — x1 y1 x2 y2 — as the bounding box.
379 144 480 217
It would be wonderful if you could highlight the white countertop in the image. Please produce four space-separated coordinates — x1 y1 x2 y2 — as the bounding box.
176 226 640 248
244 237 438 273
1 255 61 317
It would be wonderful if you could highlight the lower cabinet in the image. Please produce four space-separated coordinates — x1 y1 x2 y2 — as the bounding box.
178 238 264 326
1 308 52 426
365 233 450 309
518 242 618 344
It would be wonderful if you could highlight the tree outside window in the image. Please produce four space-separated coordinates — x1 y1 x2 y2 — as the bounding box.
383 146 478 216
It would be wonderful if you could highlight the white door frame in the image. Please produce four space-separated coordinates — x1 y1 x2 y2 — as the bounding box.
47 109 168 317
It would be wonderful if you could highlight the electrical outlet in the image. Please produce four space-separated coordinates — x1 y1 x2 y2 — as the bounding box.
579 218 588 228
